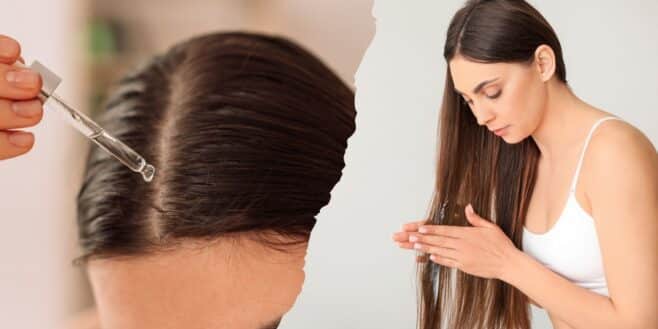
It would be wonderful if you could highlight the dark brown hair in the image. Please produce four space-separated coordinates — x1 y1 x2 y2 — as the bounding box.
76 32 356 261
418 1 566 328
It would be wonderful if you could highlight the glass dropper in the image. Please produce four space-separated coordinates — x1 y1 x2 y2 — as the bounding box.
17 60 156 183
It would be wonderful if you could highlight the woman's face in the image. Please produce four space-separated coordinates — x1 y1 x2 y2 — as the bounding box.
448 54 547 144
87 236 307 329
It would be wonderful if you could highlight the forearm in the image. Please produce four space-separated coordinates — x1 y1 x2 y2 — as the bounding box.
501 249 629 329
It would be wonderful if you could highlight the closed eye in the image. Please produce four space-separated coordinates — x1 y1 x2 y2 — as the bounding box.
486 90 502 99
461 90 501 104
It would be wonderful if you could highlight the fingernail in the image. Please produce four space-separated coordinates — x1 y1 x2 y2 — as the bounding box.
6 69 40 88
413 243 422 250
418 227 427 233
466 204 473 215
11 100 42 117
8 132 34 147
409 235 418 242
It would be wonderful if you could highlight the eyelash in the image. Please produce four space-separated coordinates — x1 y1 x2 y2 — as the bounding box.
462 90 502 104
486 90 502 99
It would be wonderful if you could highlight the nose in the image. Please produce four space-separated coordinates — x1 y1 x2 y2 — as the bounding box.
471 105 495 126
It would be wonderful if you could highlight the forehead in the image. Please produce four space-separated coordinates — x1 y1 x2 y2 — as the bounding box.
87 238 307 328
449 55 522 93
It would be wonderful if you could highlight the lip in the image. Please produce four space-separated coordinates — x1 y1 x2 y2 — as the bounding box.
491 125 509 136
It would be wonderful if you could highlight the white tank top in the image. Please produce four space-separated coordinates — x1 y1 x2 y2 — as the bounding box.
522 116 623 297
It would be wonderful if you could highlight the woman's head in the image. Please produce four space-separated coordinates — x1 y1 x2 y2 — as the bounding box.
445 0 567 144
419 1 563 329
76 32 355 328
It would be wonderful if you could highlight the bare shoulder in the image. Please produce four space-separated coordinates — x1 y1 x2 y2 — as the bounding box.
588 118 657 172
585 117 658 196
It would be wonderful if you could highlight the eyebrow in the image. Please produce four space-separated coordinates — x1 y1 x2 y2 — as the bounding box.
454 77 500 96
258 316 283 329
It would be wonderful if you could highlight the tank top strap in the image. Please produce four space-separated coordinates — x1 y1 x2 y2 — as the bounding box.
569 116 623 192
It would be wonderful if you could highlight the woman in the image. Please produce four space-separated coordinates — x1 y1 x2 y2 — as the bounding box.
73 32 355 329
392 1 657 328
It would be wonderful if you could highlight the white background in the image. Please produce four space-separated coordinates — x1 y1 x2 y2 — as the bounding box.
284 1 657 329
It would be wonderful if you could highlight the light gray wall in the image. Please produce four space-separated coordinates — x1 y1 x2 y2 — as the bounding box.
283 1 657 329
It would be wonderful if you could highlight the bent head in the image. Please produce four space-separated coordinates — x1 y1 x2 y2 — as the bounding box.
420 2 569 329
76 32 356 329
444 0 567 144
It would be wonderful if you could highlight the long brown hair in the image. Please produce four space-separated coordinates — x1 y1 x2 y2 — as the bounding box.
418 1 567 328
76 32 356 261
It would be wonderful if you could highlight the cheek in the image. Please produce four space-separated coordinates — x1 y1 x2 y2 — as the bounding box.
507 82 544 128
524 83 547 128
496 91 525 125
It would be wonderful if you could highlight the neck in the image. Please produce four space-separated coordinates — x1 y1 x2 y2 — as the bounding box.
530 80 594 163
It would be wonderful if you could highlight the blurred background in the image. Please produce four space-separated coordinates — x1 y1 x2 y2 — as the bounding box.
0 0 374 327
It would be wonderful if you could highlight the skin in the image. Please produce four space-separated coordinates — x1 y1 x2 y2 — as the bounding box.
67 235 307 329
393 45 658 329
0 35 44 160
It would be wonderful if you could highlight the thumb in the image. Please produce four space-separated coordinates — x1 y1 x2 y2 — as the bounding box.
465 204 492 227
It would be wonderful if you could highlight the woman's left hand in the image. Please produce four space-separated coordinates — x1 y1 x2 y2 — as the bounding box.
392 204 519 280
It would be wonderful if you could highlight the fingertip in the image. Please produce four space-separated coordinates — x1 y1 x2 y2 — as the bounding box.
11 99 44 122
0 67 44 99
402 223 418 232
393 232 410 242
8 131 34 148
0 35 21 63
0 131 34 160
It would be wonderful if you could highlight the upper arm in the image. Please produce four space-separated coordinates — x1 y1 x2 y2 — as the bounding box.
587 120 658 328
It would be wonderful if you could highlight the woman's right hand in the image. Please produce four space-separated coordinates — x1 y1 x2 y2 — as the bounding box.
0 35 43 160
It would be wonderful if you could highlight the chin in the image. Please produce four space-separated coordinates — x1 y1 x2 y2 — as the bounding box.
500 133 524 144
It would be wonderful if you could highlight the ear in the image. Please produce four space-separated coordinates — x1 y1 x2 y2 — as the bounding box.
533 44 556 82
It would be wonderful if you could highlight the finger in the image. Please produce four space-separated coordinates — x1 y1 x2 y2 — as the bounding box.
0 99 44 129
392 231 412 242
412 242 460 260
396 241 416 249
0 35 21 64
409 233 459 250
417 224 464 239
401 220 428 232
465 204 495 228
0 63 42 99
429 254 460 268
0 130 35 160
